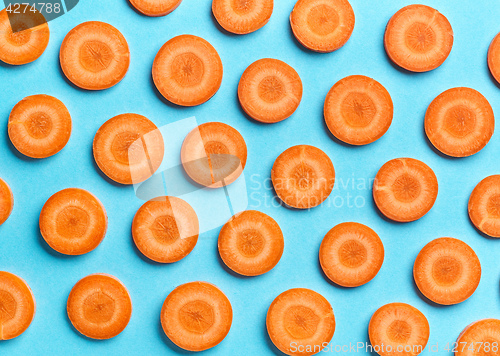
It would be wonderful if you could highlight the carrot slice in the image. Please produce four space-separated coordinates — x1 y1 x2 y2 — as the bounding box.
153 35 223 106
67 274 132 340
319 222 384 287
373 158 438 222
132 196 199 263
39 188 107 255
93 113 164 185
161 281 232 351
272 145 335 209
489 33 500 85
212 0 273 34
384 5 453 72
8 94 72 159
0 7 49 65
0 272 35 340
468 175 500 238
129 0 182 16
369 303 429 356
238 58 303 123
290 0 355 53
218 210 284 276
455 319 500 356
0 178 13 226
425 87 494 157
266 288 335 355
181 122 247 188
324 75 393 145
60 21 130 90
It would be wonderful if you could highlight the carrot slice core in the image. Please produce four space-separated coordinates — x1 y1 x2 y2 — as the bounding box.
212 0 273 34
0 178 13 226
455 319 500 356
468 175 500 238
129 0 182 16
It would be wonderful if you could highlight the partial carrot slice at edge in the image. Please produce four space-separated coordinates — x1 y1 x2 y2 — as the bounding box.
129 0 182 16
468 175 500 238
0 178 14 226
212 0 273 34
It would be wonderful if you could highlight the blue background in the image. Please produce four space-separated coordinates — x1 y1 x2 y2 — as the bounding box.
1 0 500 354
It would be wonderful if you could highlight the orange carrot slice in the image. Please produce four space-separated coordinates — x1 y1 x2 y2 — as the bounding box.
181 122 247 188
266 288 335 355
67 274 132 340
129 0 182 16
272 145 335 209
414 237 481 305
132 196 199 263
384 5 453 72
238 58 303 123
455 319 500 356
39 188 107 255
60 21 130 90
468 175 500 238
425 87 494 157
373 158 438 222
0 178 13 226
212 0 273 34
0 271 35 340
0 7 49 65
8 94 72 159
153 35 223 106
161 281 232 351
489 33 500 85
290 0 355 53
93 113 164 185
319 222 384 287
218 210 284 276
324 75 393 145
369 303 429 356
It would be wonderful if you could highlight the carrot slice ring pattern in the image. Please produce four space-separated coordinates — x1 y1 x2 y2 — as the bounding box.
455 319 500 356
0 178 13 226
488 32 500 85
129 0 182 17
212 0 273 34
469 175 500 238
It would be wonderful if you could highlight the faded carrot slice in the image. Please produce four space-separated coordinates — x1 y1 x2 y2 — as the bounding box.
0 7 49 65
238 58 303 123
425 87 494 157
369 303 429 356
468 175 500 238
181 122 247 188
489 33 500 85
455 319 500 356
384 5 453 72
93 113 164 185
266 288 335 355
290 0 355 53
132 196 199 263
60 21 130 90
319 222 384 287
373 158 438 222
153 35 223 106
414 237 481 305
324 75 393 145
129 0 182 16
272 145 335 209
39 188 107 255
218 210 284 276
67 274 132 340
8 94 72 159
0 178 13 226
212 0 273 34
0 272 35 340
161 281 232 351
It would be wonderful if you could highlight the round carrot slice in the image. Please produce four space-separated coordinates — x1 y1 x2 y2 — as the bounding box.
384 5 453 72
414 237 481 305
0 272 35 340
8 94 72 159
489 32 500 85
129 0 182 16
456 319 500 356
373 158 438 222
238 58 303 123
0 7 49 65
60 21 130 90
468 175 500 238
212 0 273 34
132 196 199 263
153 35 223 106
369 303 429 356
290 0 355 53
0 178 13 226
319 222 384 287
218 210 284 276
272 145 335 209
39 188 107 255
161 281 232 351
425 87 494 157
181 122 247 188
93 113 164 185
266 288 335 355
67 274 132 340
324 75 393 145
